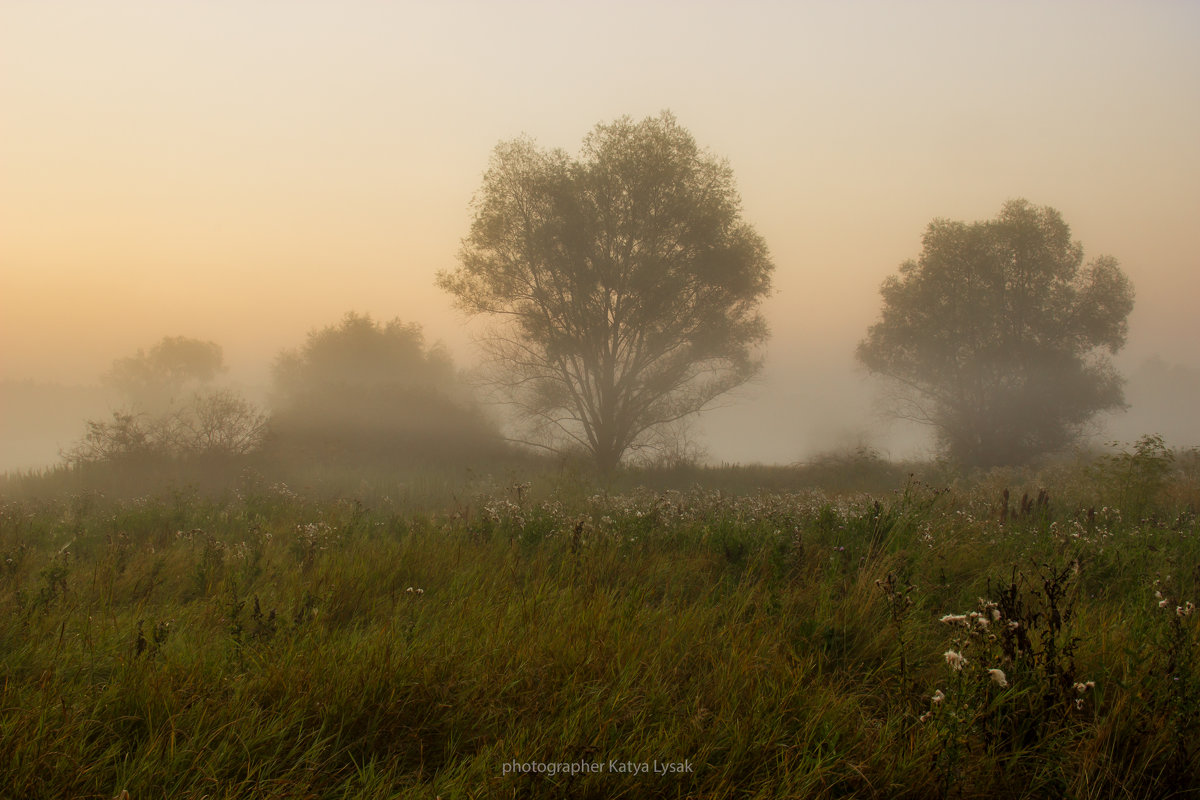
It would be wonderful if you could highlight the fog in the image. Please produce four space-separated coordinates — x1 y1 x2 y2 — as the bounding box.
3 1 1199 474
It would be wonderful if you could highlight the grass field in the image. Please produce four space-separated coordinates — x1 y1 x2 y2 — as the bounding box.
1 446 1198 798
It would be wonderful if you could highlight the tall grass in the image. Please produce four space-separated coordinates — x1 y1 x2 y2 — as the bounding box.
1 450 1198 798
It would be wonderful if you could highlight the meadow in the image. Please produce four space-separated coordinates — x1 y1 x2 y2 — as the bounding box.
1 443 1198 799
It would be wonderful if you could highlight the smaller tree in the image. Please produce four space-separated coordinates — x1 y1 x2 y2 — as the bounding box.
106 335 225 410
269 312 502 464
162 389 269 457
857 200 1134 468
63 412 156 466
64 391 267 466
66 337 266 467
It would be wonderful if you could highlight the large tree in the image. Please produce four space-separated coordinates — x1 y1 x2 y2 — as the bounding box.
857 199 1134 468
438 112 774 471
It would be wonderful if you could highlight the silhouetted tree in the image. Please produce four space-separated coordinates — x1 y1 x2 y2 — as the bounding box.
64 389 267 466
106 335 225 409
67 337 266 467
438 112 774 472
269 312 502 464
857 200 1134 468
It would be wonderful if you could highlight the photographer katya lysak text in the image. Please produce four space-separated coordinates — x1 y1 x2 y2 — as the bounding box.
502 759 695 777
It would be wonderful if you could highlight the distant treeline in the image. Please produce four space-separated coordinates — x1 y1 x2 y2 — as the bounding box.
47 314 516 482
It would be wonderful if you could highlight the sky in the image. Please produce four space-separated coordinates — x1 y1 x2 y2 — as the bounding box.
2 0 1199 467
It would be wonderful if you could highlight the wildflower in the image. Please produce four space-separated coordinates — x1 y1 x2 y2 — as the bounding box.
1075 698 1085 710
988 668 1008 688
1159 599 1170 608
944 650 968 671
1178 602 1195 617
990 608 1002 622
940 614 968 625
1074 681 1095 694
931 689 945 705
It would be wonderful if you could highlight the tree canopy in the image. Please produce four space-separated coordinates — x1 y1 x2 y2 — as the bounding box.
105 335 225 410
269 312 502 464
65 390 267 467
69 336 265 466
857 199 1134 468
438 112 774 471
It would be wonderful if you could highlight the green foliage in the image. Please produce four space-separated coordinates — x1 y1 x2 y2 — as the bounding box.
63 389 268 467
1148 579 1200 788
106 335 226 410
859 200 1134 469
269 311 505 466
439 111 774 472
1 460 1198 798
67 336 266 469
1093 433 1178 514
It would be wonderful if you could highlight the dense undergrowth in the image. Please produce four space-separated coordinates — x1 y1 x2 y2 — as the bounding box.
1 445 1198 798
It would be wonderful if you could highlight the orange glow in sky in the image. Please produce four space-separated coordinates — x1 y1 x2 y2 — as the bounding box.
3 1 1198 463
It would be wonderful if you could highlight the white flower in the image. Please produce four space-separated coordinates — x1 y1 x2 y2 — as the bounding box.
931 689 945 705
944 650 968 670
940 614 968 625
988 668 1008 688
